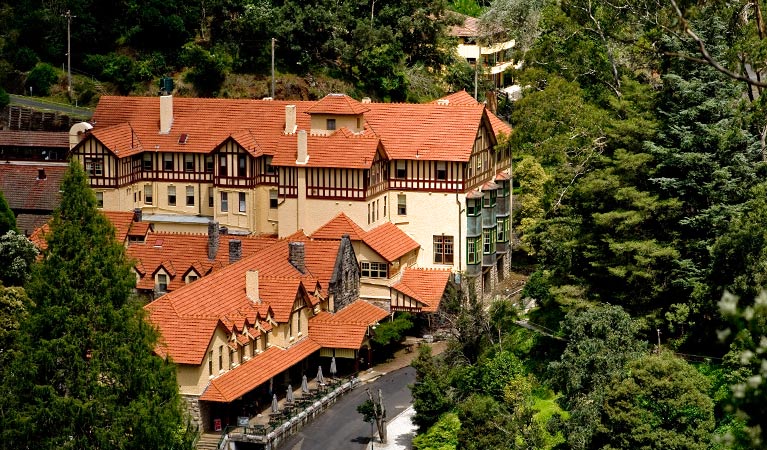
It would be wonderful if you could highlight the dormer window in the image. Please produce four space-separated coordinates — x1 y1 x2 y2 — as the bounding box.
157 273 168 292
326 119 336 131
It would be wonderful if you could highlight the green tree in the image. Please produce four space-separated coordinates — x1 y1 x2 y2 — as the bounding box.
594 352 715 449
0 190 16 235
411 345 452 433
0 231 39 286
0 161 196 449
412 412 460 450
549 305 646 449
0 86 9 109
26 62 58 96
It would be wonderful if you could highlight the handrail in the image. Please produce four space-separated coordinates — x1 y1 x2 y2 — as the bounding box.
216 425 236 450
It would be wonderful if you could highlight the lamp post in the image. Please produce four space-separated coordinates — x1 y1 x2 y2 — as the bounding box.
62 10 75 96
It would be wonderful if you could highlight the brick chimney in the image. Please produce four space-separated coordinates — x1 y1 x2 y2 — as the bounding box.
289 242 306 274
208 221 220 260
296 130 309 165
229 239 242 264
285 105 297 134
246 270 259 303
160 95 173 134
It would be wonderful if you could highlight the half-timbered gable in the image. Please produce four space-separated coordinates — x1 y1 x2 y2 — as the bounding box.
72 135 119 188
465 114 499 190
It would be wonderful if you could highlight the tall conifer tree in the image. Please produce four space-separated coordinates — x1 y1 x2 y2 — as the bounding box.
0 161 196 449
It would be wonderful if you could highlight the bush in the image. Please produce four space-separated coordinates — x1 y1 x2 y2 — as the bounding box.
26 63 58 96
371 312 414 346
0 87 9 109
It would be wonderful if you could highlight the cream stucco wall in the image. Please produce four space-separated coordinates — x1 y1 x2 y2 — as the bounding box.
177 327 230 396
309 114 364 134
277 191 387 238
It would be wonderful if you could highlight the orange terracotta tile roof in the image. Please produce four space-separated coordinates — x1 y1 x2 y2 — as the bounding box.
128 231 277 292
86 93 509 169
102 211 136 243
391 268 452 312
310 212 367 241
0 163 67 212
200 337 321 402
305 93 370 115
145 297 222 364
362 222 420 262
432 91 512 136
271 129 381 169
448 13 479 37
308 300 389 349
0 130 69 148
29 223 49 250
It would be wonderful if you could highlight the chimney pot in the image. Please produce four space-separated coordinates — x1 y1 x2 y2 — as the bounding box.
296 130 308 165
133 208 142 222
229 239 242 264
208 221 220 260
288 242 306 274
160 95 173 134
361 97 372 104
246 270 260 303
37 168 46 180
285 105 297 134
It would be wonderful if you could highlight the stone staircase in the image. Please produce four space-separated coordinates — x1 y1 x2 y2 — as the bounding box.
196 432 221 450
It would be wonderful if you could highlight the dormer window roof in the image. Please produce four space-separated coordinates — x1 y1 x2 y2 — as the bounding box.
305 93 370 115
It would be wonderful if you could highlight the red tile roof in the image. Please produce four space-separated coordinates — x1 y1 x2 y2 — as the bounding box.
448 14 480 37
332 300 390 325
310 212 367 241
200 338 321 402
0 163 67 212
128 231 277 292
102 211 137 243
0 130 69 148
86 93 509 169
305 94 370 115
391 268 451 312
432 91 512 136
308 300 389 349
362 222 420 263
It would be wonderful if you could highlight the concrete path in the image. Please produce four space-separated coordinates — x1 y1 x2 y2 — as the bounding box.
373 406 417 450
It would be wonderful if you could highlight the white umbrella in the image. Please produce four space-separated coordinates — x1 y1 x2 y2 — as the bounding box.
271 393 278 413
316 366 325 385
330 357 337 377
286 384 294 403
301 375 309 394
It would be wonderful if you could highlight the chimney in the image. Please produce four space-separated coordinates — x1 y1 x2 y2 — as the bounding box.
229 239 242 264
296 130 309 165
160 95 173 134
289 242 306 274
361 97 372 104
36 168 46 180
246 270 260 303
285 105 297 134
437 99 449 106
133 208 142 222
208 221 220 260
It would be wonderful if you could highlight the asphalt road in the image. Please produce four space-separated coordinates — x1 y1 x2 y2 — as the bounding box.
280 366 415 450
9 94 93 118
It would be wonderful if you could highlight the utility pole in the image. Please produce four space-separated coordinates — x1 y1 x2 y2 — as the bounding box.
271 38 276 99
656 328 661 353
62 10 75 96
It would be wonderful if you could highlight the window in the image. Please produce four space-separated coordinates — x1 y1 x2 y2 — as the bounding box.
229 349 234 369
483 190 497 208
205 155 214 173
252 339 257 356
361 261 388 278
289 314 294 337
219 155 227 175
187 274 198 284
167 186 176 206
396 160 407 178
238 192 246 213
265 156 276 175
467 236 481 265
270 190 278 209
434 235 454 264
143 154 152 171
163 154 173 171
297 310 302 335
467 198 481 216
367 203 371 224
95 192 104 208
500 180 510 197
483 227 496 254
436 161 447 180
383 196 387 217
326 118 336 130
497 216 510 243
85 158 103 177
221 192 228 212
238 154 247 177
208 188 214 208
184 154 194 172
186 186 195 206
144 185 153 205
157 273 168 292
208 350 213 376
397 194 406 215
218 345 223 371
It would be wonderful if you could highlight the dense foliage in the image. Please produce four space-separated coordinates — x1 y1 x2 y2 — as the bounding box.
0 162 196 449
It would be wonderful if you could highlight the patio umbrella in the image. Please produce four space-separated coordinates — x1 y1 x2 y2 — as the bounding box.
301 375 309 394
286 384 294 403
330 357 337 377
316 366 325 385
271 394 278 413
